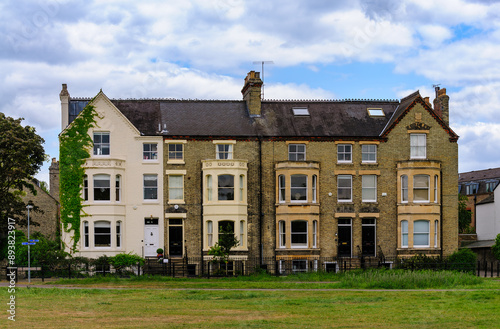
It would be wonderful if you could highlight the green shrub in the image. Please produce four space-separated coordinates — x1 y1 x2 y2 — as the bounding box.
447 248 477 273
109 253 144 273
397 254 443 270
492 234 500 261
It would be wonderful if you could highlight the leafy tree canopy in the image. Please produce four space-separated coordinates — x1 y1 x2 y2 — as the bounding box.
459 194 473 233
0 113 45 231
492 234 500 261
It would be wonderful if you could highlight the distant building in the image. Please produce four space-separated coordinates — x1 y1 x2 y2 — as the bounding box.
467 184 499 262
20 177 59 240
459 168 500 228
59 72 459 271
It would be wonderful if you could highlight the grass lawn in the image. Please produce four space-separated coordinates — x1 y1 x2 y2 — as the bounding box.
2 272 500 328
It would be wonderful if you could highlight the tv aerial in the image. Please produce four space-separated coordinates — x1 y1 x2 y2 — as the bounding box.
253 61 274 99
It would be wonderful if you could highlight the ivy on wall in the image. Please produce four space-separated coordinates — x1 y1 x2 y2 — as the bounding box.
59 103 98 252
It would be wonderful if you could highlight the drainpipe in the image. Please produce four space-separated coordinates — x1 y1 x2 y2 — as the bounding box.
440 173 443 258
200 168 204 275
259 137 263 263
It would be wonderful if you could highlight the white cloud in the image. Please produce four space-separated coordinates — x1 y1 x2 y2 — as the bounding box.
455 122 500 172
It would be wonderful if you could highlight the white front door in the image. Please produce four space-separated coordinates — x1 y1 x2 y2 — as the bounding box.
144 225 159 257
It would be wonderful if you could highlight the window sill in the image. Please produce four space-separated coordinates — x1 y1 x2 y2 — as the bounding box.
337 162 353 165
361 162 378 165
168 200 185 205
167 160 185 165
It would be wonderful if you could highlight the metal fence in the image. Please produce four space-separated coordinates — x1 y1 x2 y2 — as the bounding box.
5 257 499 280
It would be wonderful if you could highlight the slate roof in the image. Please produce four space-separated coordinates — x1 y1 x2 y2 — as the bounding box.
459 168 500 183
69 90 456 140
476 194 494 205
256 100 399 137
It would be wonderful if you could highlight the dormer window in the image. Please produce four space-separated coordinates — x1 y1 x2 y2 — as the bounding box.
367 108 385 117
292 108 309 116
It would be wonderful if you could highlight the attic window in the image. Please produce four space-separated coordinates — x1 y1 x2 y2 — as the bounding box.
293 108 309 116
367 108 385 117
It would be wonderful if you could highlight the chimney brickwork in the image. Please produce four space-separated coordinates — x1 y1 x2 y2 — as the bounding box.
60 83 70 130
241 71 263 116
433 87 450 126
49 157 59 201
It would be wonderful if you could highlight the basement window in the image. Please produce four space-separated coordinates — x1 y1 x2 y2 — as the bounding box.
293 108 309 116
367 108 385 117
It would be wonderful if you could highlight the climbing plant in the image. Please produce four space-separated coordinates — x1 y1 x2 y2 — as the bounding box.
59 103 98 252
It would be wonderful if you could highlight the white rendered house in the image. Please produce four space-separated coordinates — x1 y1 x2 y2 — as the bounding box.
60 87 164 258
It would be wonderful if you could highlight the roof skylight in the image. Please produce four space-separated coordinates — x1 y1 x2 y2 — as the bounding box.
293 107 309 116
367 108 385 117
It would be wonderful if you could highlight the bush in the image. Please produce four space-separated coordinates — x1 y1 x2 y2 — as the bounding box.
447 248 477 273
397 254 443 270
492 234 500 261
109 253 144 274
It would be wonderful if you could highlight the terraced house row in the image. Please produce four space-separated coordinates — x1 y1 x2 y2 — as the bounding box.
59 71 459 271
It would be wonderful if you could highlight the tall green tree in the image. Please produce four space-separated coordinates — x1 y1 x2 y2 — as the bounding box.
459 194 473 233
492 234 500 261
0 113 45 231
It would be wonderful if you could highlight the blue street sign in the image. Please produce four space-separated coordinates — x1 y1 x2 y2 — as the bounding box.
22 242 36 245
29 239 39 242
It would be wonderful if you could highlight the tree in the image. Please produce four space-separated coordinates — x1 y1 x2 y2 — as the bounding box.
458 194 473 233
492 234 500 261
208 223 239 275
0 113 45 232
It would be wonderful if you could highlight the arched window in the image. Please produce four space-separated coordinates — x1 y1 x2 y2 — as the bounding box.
207 221 213 247
116 221 122 248
279 220 286 248
115 175 121 202
83 221 89 248
401 220 408 248
207 175 212 201
401 175 408 203
278 175 286 203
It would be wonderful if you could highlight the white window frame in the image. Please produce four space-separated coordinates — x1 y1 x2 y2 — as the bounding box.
361 144 377 163
216 144 233 159
434 220 438 248
291 220 308 248
218 174 235 201
116 221 121 248
313 220 317 248
279 220 286 248
312 175 317 203
115 175 121 202
434 175 438 203
401 175 408 203
401 220 408 248
278 175 286 203
362 175 377 202
207 175 213 201
239 175 245 202
207 221 213 247
143 143 158 160
337 144 352 163
83 175 88 201
337 175 352 202
413 175 430 203
168 175 184 203
240 220 245 247
288 144 306 161
410 134 426 159
94 221 111 248
143 174 158 200
168 143 183 161
93 132 110 156
93 174 111 202
413 220 430 248
290 174 308 203
83 221 89 248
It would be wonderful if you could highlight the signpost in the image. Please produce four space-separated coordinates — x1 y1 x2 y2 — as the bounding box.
26 205 33 283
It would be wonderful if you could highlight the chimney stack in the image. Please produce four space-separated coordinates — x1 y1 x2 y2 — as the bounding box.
60 84 70 130
49 157 59 201
433 86 449 125
241 71 263 117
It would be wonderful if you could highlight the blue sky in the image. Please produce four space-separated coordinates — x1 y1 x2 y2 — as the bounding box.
1 0 500 184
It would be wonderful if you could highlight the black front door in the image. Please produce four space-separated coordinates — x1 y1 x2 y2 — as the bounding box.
338 220 351 257
362 226 376 257
169 226 183 257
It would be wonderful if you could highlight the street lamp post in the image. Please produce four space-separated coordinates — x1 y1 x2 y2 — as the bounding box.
26 204 33 283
